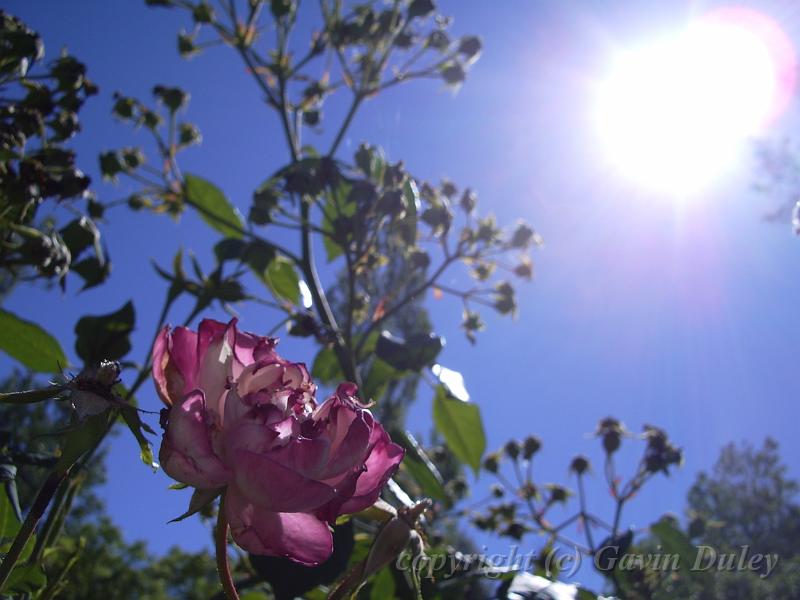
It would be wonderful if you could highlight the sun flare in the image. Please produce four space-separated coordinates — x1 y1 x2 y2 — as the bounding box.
594 7 796 195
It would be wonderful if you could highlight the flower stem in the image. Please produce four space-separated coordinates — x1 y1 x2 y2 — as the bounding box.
215 492 239 600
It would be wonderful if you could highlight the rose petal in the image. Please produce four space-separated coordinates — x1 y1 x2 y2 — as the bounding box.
226 486 333 565
159 390 230 489
317 409 372 481
282 363 311 388
151 326 173 405
339 424 404 514
221 406 290 460
233 449 337 512
235 362 284 400
196 319 236 418
233 329 280 370
171 325 199 378
152 325 198 405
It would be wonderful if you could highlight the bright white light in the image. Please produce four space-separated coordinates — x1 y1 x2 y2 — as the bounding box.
594 9 794 194
298 279 313 308
431 364 469 402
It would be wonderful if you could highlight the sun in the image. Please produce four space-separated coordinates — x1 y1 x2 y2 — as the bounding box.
593 7 796 195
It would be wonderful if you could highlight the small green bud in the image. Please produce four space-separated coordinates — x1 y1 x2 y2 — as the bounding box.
441 62 466 86
518 482 538 500
192 2 214 23
408 0 435 19
458 35 482 60
523 435 541 460
570 455 590 475
482 453 500 473
510 222 535 248
504 439 521 461
501 521 528 541
178 122 202 146
546 484 570 504
459 188 477 213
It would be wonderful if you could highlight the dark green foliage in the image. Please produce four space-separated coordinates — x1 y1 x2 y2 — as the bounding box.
602 439 800 599
0 371 220 599
74 301 135 366
0 11 103 288
671 439 800 599
688 438 800 557
0 3 546 598
0 308 67 372
375 331 443 372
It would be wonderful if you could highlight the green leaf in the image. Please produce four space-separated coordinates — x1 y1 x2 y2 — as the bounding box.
264 256 300 304
355 143 386 182
72 256 111 291
322 222 343 262
242 240 276 283
119 403 157 470
55 412 109 474
0 308 68 373
250 178 280 225
74 301 135 365
1 467 21 522
0 488 18 540
169 487 222 522
369 567 395 600
375 331 443 372
356 330 381 358
402 454 447 502
311 347 343 385
59 216 100 259
321 179 355 263
651 517 700 577
184 173 245 239
432 385 485 475
213 238 247 263
3 564 46 594
362 358 400 402
0 497 36 567
397 179 419 245
240 592 270 600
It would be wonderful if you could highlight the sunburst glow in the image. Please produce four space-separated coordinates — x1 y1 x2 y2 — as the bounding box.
594 7 796 194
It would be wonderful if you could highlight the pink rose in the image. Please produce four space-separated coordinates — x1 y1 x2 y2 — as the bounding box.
152 318 404 565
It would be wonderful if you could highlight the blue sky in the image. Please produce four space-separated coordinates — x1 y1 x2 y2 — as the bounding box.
3 0 800 590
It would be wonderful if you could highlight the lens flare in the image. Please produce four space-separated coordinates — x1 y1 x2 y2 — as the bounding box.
594 7 796 195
